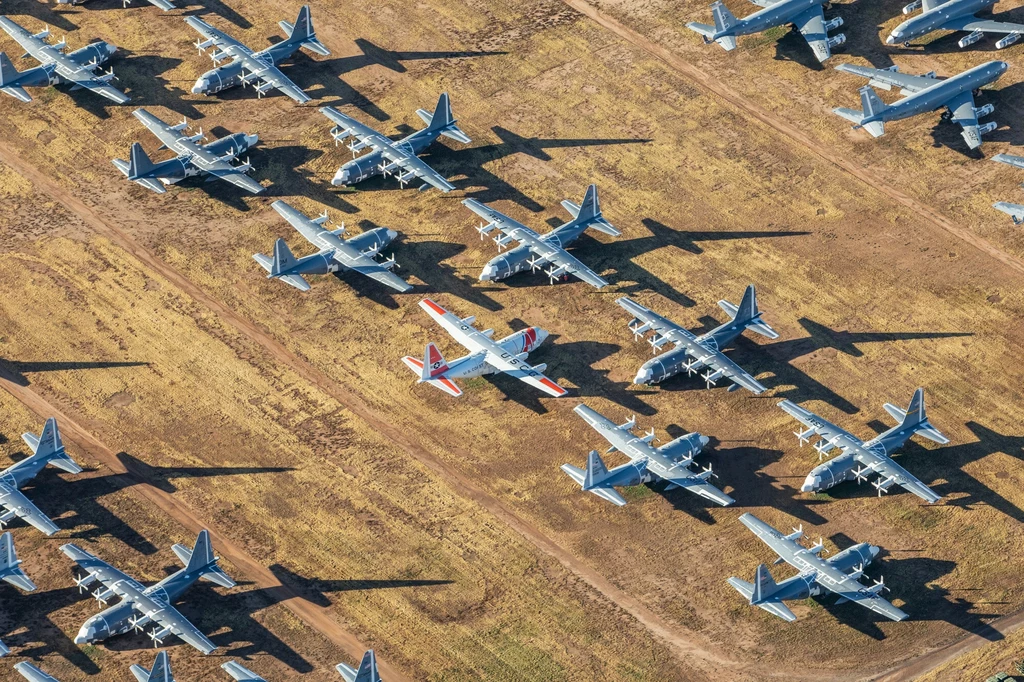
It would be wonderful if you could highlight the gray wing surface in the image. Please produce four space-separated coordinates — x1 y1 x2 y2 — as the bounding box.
14 663 61 682
59 543 144 590
463 199 609 287
848 448 940 503
0 482 59 536
184 16 248 52
321 107 454 191
237 54 310 103
941 16 1024 34
144 0 176 9
793 6 831 62
835 64 938 93
222 661 266 681
778 399 860 445
992 153 1024 169
667 475 735 506
615 296 693 341
677 339 769 393
115 581 217 654
946 91 983 149
133 108 186 151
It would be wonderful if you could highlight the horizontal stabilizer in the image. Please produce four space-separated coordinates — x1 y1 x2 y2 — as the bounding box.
401 356 463 397
0 86 31 102
686 22 716 38
883 402 907 423
716 35 738 50
993 201 1024 224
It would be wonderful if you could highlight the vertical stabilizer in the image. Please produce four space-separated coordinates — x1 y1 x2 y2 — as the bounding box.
182 529 236 587
886 388 949 444
711 1 737 32
0 52 19 86
128 142 156 180
270 238 297 277
583 450 610 489
425 93 471 144
751 563 779 604
573 184 621 236
421 343 449 380
860 85 885 118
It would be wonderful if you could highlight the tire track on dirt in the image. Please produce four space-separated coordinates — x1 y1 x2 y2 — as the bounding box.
0 142 758 676
561 0 1024 279
0 361 409 681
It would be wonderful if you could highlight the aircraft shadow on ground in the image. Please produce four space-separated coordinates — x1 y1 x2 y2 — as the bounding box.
9 0 80 32
0 583 103 674
116 52 207 121
773 29 829 70
179 0 252 29
0 359 149 388
546 337 658 417
397 239 505 313
256 144 359 214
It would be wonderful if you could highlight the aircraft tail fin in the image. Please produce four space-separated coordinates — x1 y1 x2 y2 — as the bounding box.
750 563 781 603
0 532 36 592
420 342 449 380
336 650 381 682
711 1 737 32
834 87 887 136
283 5 330 56
859 85 886 119
884 388 949 444
179 529 236 588
130 651 172 682
270 238 297 277
23 417 81 474
719 284 779 338
0 52 20 86
568 184 621 236
128 142 156 180
583 450 612 489
423 92 472 144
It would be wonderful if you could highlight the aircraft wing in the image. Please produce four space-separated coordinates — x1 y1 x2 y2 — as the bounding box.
222 661 266 681
778 399 861 447
850 447 941 503
320 107 454 191
132 108 184 150
793 5 832 63
60 543 146 591
665 474 735 506
941 16 1024 34
184 16 248 53
331 247 411 292
615 296 695 342
145 0 176 9
945 91 984 149
0 18 45 61
482 352 567 397
13 663 60 682
418 298 476 349
677 337 769 393
993 153 1024 169
835 64 938 93
115 580 217 654
463 199 608 287
236 53 310 104
55 62 130 104
0 482 59 536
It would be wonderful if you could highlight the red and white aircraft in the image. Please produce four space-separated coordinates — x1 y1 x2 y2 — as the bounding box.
403 298 568 398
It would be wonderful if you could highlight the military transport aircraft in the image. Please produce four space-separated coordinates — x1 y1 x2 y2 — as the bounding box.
687 0 846 62
186 5 330 103
0 17 128 103
403 298 567 398
321 93 471 191
833 60 1007 150
464 184 620 288
130 652 175 682
730 513 907 622
0 417 81 536
562 404 732 507
780 388 949 502
113 108 262 194
888 0 1024 49
616 285 778 392
63 529 235 654
337 651 382 682
0 532 37 657
254 200 409 293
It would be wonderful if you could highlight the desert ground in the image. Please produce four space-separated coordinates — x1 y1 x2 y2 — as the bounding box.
0 0 1022 679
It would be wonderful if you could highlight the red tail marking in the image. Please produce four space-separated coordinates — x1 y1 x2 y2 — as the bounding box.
421 298 447 316
523 327 537 351
540 378 567 396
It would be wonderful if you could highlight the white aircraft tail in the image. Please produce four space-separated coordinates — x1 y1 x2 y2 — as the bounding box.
22 417 81 474
0 532 36 592
130 651 173 682
884 388 949 444
337 650 381 682
419 342 449 381
564 184 621 236
834 86 887 137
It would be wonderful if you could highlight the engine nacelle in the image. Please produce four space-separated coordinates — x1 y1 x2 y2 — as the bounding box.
958 29 984 48
979 121 998 136
996 31 1021 49
827 33 846 48
974 103 995 118
824 17 843 32
902 0 921 13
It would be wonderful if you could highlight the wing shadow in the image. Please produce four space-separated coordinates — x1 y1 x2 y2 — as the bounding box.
0 359 149 387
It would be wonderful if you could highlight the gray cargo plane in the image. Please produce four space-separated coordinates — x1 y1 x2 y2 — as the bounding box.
62 529 235 654
186 6 329 104
991 153 1024 223
0 417 82 536
254 200 409 293
833 61 1007 150
729 512 907 622
321 93 471 192
464 185 620 288
888 0 1024 49
0 532 37 657
131 652 175 682
113 108 262 194
223 661 267 681
337 650 381 681
0 17 128 103
563 404 732 506
57 0 175 10
617 285 778 392
403 298 566 398
780 388 949 502
14 663 61 682
687 0 846 62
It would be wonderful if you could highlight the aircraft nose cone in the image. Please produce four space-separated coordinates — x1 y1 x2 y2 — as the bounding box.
479 263 497 281
869 544 881 558
105 42 117 56
698 434 710 448
332 168 350 186
244 133 259 148
1000 61 1010 72
634 367 653 385
533 327 549 345
885 34 896 44
800 474 820 493
191 78 208 95
74 624 94 644
386 228 398 243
